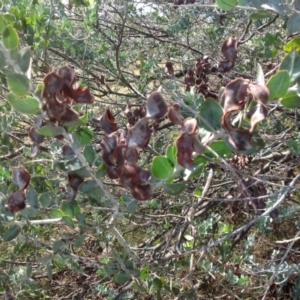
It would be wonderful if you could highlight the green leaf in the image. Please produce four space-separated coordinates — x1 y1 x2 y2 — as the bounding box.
193 187 202 197
163 183 186 195
19 207 39 218
151 156 173 180
37 125 65 137
0 15 5 34
280 91 300 108
218 222 233 234
203 141 232 159
266 70 290 99
283 38 300 53
74 127 93 147
62 215 74 228
75 213 86 226
39 192 52 207
68 167 90 178
287 13 300 34
0 49 5 69
172 286 180 296
139 265 149 280
26 187 38 208
60 200 74 218
79 180 98 194
96 163 106 178
3 224 21 241
3 13 15 24
105 263 119 275
152 278 163 290
70 200 80 215
280 50 300 84
113 271 130 285
126 198 138 214
50 209 63 218
2 25 19 50
74 234 86 247
17 46 32 74
249 10 273 20
64 114 88 129
52 240 63 253
6 74 30 96
166 144 177 166
7 93 39 114
83 145 95 165
216 0 237 10
35 83 44 99
46 264 52 279
184 156 206 180
199 98 223 132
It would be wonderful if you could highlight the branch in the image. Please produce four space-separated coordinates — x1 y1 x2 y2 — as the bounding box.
157 173 300 262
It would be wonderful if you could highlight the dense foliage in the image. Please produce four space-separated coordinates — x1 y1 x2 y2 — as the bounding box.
1 0 300 299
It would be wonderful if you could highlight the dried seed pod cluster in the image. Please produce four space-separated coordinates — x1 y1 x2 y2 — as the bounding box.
100 91 204 200
218 37 238 73
8 167 31 213
220 78 269 151
42 66 94 122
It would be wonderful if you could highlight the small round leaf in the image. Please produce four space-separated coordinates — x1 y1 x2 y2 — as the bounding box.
3 224 21 241
74 127 93 147
6 74 30 96
37 125 65 137
266 70 290 100
151 156 174 180
199 98 223 132
7 93 39 114
3 25 19 50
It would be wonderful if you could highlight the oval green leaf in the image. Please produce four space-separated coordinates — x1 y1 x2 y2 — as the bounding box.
163 182 186 195
0 49 6 69
249 10 273 20
37 125 65 137
166 144 177 166
2 25 19 50
60 200 74 218
7 93 39 114
0 15 5 34
203 141 232 159
283 37 300 53
74 127 93 147
280 91 300 108
50 209 63 218
62 215 74 228
216 0 237 11
152 277 163 290
17 46 32 74
52 240 63 253
113 271 130 285
21 207 36 220
83 145 95 165
3 224 21 241
199 98 223 132
266 70 290 100
6 74 30 96
151 156 174 180
26 187 38 208
39 192 52 207
79 180 98 194
74 234 86 248
280 50 300 84
287 13 300 34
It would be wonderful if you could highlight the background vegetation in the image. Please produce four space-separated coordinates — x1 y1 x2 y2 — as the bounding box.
1 0 300 299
